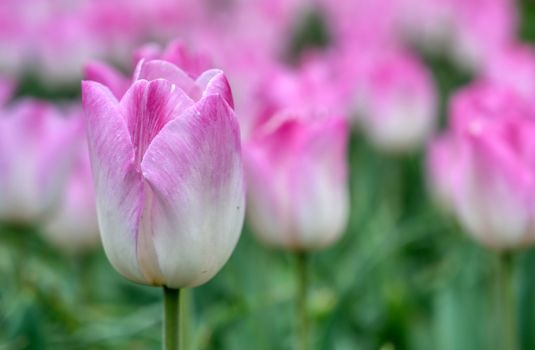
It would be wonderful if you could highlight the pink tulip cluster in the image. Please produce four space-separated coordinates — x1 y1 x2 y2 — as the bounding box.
0 0 529 287
0 0 204 82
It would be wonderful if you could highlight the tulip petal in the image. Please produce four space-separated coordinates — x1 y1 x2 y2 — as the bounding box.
82 81 146 283
84 61 129 99
119 79 195 167
133 59 201 100
196 69 234 108
141 95 244 288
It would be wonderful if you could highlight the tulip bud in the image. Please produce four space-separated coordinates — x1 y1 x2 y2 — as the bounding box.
82 58 244 288
244 114 349 250
0 101 82 223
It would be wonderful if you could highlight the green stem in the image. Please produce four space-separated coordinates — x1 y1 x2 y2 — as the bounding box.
163 287 181 350
179 288 191 350
296 251 309 350
496 252 517 350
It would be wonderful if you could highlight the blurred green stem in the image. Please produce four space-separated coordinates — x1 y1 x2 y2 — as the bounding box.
296 251 309 350
164 287 181 350
496 252 517 350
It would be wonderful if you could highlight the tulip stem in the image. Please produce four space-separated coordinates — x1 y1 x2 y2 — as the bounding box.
496 252 517 350
296 251 309 350
163 287 181 350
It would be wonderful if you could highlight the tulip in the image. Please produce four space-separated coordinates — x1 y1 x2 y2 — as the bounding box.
397 0 456 52
43 139 100 254
483 44 535 101
427 82 535 350
83 57 244 349
448 0 517 71
0 101 82 223
447 83 535 250
82 58 244 289
252 59 347 134
356 50 437 152
428 81 535 249
244 111 348 350
244 114 349 250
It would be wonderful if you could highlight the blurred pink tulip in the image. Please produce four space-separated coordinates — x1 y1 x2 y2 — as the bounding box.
427 82 535 249
483 44 535 100
397 0 455 51
244 114 349 250
82 59 244 288
43 138 100 254
449 0 518 71
0 101 82 223
356 50 437 152
320 0 399 49
134 40 212 79
252 58 347 134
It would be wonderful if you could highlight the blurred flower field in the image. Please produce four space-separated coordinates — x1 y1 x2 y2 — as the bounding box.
2 0 535 349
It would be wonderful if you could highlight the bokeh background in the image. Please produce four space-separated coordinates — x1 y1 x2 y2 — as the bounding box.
1 0 535 349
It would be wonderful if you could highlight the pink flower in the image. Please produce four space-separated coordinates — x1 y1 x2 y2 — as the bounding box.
244 114 349 250
0 101 82 223
355 50 437 152
82 58 244 288
320 0 400 49
482 44 535 101
134 40 212 79
427 82 535 249
449 0 518 71
252 58 347 135
43 138 100 254
397 0 456 51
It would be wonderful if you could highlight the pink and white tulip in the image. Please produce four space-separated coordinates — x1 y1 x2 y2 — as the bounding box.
427 82 535 249
82 58 244 288
0 101 82 223
244 114 349 250
252 58 347 135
